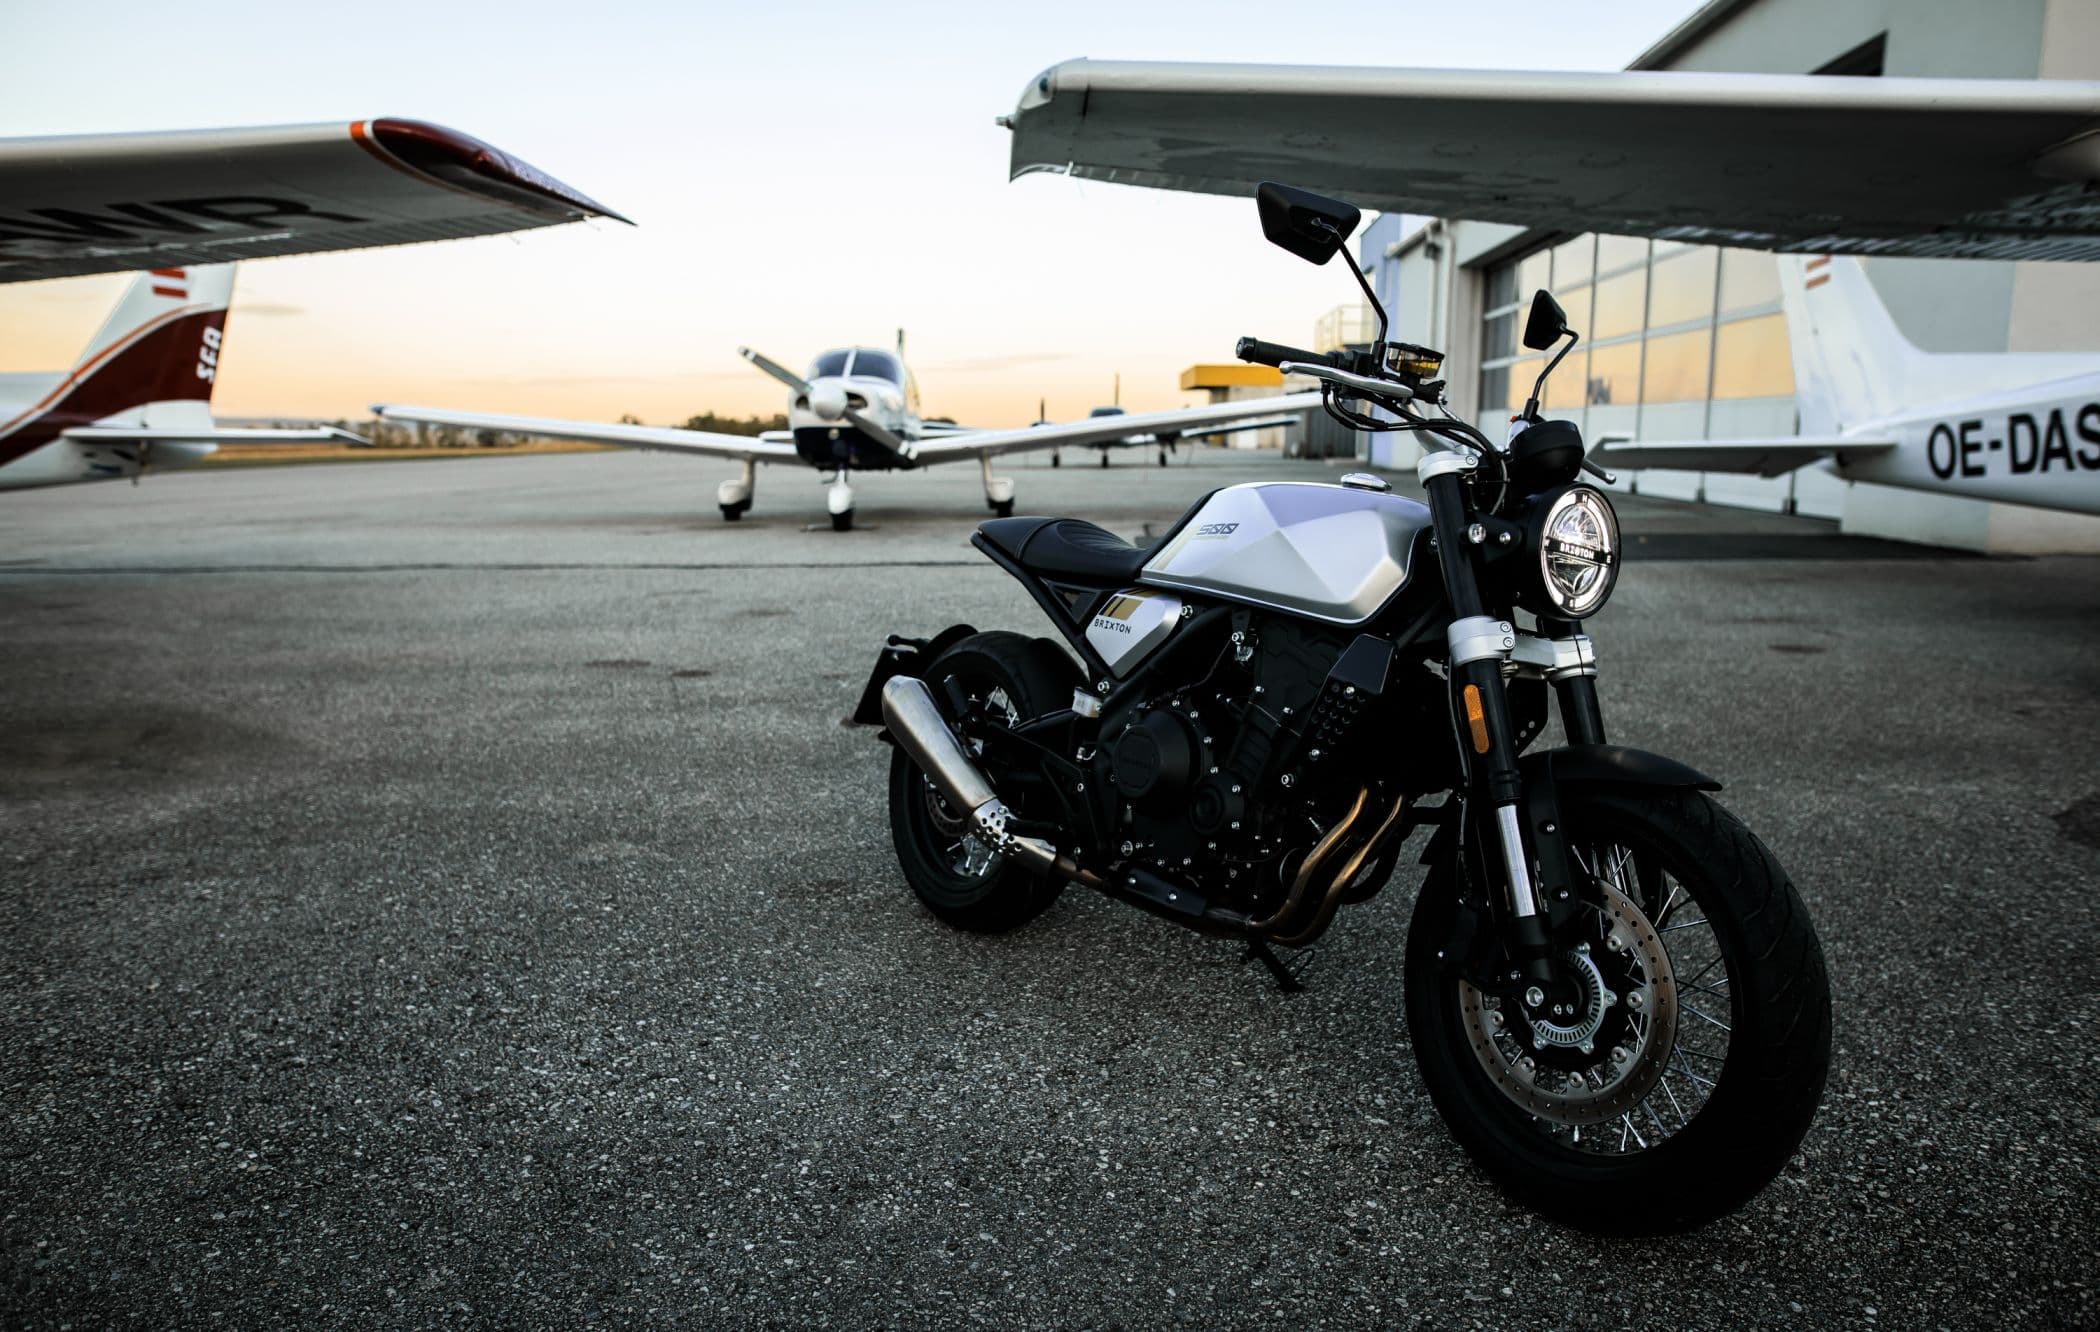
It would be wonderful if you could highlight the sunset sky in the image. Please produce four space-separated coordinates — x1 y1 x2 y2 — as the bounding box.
1 0 1700 428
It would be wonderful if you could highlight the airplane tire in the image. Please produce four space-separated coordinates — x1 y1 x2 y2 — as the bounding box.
721 505 744 522
831 510 854 532
1158 449 1168 466
1050 453 1061 468
991 499 1015 518
1099 454 1109 469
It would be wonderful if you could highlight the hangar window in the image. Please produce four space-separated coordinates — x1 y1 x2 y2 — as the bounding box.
1592 268 1648 340
1718 249 1783 313
1647 248 1719 330
1712 314 1795 399
1587 340 1643 406
1641 329 1712 403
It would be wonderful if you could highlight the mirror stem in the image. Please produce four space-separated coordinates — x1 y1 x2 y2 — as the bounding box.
1342 236 1390 361
1523 330 1580 423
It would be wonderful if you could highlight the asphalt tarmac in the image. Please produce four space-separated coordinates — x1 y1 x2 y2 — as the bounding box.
2 447 2095 1329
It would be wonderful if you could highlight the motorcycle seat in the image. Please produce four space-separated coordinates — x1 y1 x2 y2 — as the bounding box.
977 516 1154 584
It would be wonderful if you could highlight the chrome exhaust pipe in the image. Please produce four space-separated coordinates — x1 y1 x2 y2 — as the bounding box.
880 675 1062 875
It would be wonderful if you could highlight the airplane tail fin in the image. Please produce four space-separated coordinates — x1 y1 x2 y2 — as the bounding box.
70 264 237 430
1776 254 1921 434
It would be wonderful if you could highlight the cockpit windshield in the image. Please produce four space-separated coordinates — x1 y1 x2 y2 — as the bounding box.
808 351 851 379
846 349 903 384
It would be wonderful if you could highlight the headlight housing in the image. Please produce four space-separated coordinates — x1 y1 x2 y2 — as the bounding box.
1522 485 1619 618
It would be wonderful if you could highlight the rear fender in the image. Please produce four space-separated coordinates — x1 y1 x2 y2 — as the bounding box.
851 623 978 734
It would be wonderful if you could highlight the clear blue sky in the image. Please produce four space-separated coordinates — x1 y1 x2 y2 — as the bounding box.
0 0 1703 424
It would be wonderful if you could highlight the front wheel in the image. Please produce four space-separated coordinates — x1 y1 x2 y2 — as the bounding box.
1404 785 1831 1235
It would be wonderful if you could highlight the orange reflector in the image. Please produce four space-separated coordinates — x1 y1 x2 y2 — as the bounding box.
1463 685 1490 754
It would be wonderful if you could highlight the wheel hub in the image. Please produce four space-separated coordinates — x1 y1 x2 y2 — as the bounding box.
1458 881 1680 1126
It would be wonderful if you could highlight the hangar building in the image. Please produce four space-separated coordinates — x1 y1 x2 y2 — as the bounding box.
1354 0 2100 553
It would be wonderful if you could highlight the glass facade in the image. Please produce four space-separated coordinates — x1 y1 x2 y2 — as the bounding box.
1478 234 1807 510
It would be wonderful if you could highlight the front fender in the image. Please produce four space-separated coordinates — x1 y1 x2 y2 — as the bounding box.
1521 743 1720 791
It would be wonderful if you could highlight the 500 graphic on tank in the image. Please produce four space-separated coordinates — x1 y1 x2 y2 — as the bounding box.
852 184 1831 1235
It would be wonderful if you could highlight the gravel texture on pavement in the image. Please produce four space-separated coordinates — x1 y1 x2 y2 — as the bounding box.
2 448 2095 1329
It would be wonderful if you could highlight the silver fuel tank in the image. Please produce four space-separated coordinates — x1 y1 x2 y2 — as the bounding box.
1138 481 1434 625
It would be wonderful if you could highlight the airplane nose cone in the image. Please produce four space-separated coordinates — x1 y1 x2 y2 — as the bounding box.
809 383 848 421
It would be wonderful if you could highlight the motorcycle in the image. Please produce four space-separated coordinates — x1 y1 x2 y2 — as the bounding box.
853 183 1832 1235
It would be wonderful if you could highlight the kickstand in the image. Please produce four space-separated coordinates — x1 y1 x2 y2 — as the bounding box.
1243 937 1310 994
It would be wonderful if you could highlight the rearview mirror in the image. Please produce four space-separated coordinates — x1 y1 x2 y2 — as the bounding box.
1256 182 1363 266
1522 289 1571 350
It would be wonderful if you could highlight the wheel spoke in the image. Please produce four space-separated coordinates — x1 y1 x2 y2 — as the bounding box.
1682 1003 1732 1033
1659 916 1711 934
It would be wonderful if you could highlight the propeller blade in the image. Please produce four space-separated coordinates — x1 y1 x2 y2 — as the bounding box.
743 346 913 457
739 347 810 394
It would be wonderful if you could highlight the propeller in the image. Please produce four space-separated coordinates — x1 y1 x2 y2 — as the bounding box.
739 346 912 454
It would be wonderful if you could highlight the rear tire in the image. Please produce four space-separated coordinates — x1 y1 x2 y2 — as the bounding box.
1404 785 1831 1234
888 632 1079 933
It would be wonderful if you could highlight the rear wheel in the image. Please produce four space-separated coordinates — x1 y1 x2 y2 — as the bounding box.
1404 786 1831 1234
887 632 1078 933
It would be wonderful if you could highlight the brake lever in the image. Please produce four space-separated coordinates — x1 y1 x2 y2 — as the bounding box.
1279 361 1415 402
1581 457 1618 485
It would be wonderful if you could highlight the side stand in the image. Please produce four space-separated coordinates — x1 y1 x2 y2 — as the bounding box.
1243 937 1309 993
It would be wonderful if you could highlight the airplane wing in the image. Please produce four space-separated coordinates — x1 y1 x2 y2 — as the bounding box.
371 406 801 462
0 118 628 284
910 393 1322 463
1173 415 1299 441
62 425 369 446
1590 434 1894 478
1004 61 2100 261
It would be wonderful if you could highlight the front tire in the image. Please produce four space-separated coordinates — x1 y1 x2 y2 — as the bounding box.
830 509 854 532
1404 785 1831 1235
887 632 1078 933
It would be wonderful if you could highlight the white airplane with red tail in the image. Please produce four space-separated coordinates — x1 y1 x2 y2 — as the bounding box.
0 264 363 489
0 115 623 491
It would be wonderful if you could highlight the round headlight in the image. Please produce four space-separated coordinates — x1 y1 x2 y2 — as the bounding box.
1530 486 1619 618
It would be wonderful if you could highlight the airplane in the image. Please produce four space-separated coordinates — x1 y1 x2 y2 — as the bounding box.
0 115 622 491
1042 376 1301 468
1588 252 2100 516
374 336 1320 530
0 263 367 489
1000 60 2100 514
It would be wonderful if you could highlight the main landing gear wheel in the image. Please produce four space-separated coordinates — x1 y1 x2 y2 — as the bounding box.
1050 452 1061 468
720 502 749 522
888 631 1078 933
1157 449 1169 466
990 499 1015 518
1403 785 1832 1235
830 510 855 532
1099 453 1110 468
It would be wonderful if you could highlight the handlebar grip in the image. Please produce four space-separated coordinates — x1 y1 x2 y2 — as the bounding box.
1236 336 1331 369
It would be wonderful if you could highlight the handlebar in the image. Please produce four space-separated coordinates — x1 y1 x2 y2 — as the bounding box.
1235 336 1346 371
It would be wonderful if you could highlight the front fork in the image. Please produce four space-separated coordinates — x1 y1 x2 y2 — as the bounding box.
1422 462 1599 998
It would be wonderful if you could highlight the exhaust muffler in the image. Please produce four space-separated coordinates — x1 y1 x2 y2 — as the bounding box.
880 675 1066 876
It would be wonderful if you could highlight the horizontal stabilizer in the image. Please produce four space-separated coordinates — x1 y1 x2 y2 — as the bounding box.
372 405 800 462
1590 434 1892 478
